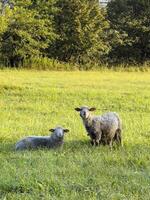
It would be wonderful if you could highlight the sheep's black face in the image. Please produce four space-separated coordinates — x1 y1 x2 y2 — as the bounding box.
49 127 69 138
75 106 96 119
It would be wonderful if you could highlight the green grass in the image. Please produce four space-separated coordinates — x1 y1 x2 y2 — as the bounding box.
0 70 150 200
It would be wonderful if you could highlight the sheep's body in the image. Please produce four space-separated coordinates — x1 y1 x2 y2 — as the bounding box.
15 136 63 150
15 127 69 151
83 112 122 147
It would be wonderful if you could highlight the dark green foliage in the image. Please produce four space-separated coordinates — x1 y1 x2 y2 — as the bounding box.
0 0 150 68
49 0 110 64
107 0 150 64
0 7 11 35
0 0 56 67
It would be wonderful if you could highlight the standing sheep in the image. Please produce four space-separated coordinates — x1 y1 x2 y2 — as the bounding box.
75 106 122 149
15 126 69 150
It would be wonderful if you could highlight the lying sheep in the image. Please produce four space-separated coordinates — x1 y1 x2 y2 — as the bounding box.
15 126 69 150
75 106 122 149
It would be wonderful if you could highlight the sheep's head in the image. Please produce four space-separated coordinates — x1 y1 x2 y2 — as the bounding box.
49 127 69 138
75 106 96 119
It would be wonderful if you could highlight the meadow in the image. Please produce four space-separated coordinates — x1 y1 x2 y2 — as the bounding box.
0 69 150 200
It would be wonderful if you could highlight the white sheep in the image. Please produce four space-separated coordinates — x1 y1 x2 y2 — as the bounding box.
15 126 69 150
75 106 122 149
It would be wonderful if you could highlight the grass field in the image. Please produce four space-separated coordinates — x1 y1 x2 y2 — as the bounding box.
0 70 150 200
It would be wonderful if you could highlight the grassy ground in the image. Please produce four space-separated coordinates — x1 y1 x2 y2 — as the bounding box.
0 70 150 200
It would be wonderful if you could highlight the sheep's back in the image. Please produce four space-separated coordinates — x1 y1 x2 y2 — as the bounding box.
99 112 120 133
16 136 50 150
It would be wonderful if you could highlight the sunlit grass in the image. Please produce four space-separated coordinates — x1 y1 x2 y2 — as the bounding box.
0 70 150 199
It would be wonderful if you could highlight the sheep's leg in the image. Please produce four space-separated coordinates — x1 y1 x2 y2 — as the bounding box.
91 139 100 146
96 134 102 146
90 131 102 147
117 133 122 146
115 129 122 146
101 131 107 146
91 139 99 146
109 140 113 150
95 139 100 146
103 137 108 145
96 130 102 146
91 139 96 146
118 130 122 146
91 140 94 146
102 134 113 149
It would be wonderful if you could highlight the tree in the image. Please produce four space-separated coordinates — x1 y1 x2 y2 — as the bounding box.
0 3 13 65
0 0 13 35
1 0 56 67
50 0 110 65
107 0 150 63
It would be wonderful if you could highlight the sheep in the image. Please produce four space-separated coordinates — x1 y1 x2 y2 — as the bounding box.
15 126 69 151
75 106 122 149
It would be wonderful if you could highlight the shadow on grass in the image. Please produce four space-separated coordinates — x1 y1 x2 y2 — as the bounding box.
0 139 90 153
65 139 91 148
0 139 91 154
0 139 150 154
0 183 32 195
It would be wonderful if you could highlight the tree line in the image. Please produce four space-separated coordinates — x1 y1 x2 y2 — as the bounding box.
0 0 149 68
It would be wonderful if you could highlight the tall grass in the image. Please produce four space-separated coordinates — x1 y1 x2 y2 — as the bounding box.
1 57 150 71
23 57 78 71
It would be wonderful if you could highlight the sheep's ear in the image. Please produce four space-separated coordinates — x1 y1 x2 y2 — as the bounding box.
89 107 96 111
49 129 55 132
64 129 69 133
75 108 81 111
